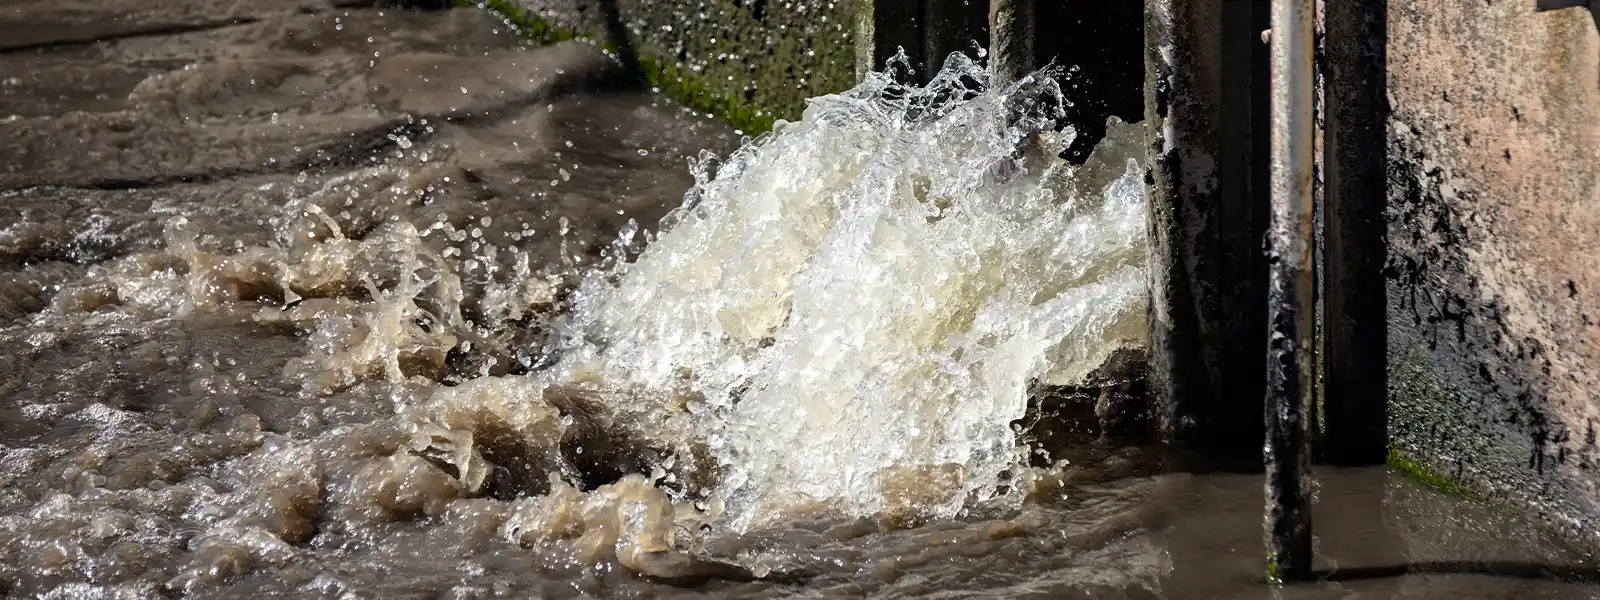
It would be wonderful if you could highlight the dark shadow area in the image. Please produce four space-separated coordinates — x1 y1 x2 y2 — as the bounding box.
1315 561 1600 585
1034 0 1144 164
733 0 769 22
1320 0 1391 467
923 0 989 82
1163 450 1273 475
596 0 644 83
1018 348 1151 465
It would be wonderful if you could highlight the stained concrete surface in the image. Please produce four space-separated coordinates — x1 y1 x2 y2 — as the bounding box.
496 0 859 128
1384 1 1600 550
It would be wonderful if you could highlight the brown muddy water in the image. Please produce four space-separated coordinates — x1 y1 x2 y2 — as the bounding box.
2 2 1598 599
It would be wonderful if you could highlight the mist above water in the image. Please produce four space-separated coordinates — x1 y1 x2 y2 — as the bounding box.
545 53 1150 533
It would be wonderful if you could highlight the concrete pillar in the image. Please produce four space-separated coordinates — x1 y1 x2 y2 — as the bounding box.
988 0 1035 84
1143 0 1272 455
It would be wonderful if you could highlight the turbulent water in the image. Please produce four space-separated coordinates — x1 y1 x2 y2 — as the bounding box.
3 4 1597 599
0 14 1154 590
546 53 1149 534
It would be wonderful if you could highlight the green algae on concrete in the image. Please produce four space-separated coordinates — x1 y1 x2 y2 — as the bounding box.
1386 449 1487 503
461 0 580 44
1389 448 1599 562
458 0 772 133
459 0 861 136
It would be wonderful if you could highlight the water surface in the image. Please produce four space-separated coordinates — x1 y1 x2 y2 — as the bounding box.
1 3 1596 598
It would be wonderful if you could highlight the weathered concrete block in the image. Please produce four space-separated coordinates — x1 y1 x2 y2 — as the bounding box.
1385 1 1600 547
495 0 859 131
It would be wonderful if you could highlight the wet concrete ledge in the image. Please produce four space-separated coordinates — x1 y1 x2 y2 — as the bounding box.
459 0 859 135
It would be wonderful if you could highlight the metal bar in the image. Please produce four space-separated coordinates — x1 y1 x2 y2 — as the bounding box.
1266 0 1318 584
1322 0 1389 467
1144 0 1270 454
988 0 1035 84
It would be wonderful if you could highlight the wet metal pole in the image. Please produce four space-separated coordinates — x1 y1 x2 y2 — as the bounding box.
1265 0 1316 584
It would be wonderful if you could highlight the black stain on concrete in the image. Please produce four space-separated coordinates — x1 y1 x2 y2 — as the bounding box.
1385 119 1600 543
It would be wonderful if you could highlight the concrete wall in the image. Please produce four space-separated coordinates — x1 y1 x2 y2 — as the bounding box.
487 0 859 132
1384 2 1600 546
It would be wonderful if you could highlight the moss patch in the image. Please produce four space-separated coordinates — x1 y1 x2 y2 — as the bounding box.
460 0 579 44
637 54 776 135
1385 449 1486 502
1388 448 1598 560
1262 556 1281 586
457 0 776 134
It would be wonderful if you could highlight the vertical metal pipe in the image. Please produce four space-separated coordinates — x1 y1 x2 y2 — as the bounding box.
988 0 1035 84
1266 0 1317 584
1323 0 1389 467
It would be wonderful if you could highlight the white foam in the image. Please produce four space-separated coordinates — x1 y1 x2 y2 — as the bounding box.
548 54 1148 532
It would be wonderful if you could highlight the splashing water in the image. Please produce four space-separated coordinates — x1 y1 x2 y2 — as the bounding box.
547 54 1149 532
2 49 1149 591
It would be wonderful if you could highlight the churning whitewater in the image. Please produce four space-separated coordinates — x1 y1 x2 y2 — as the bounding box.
546 53 1149 533
0 30 1147 594
9 5 1599 598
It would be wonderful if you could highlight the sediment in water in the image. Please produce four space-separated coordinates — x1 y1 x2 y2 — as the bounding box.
0 18 1150 593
